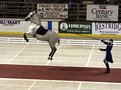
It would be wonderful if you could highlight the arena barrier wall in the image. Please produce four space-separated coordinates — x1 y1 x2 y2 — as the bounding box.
0 37 121 46
58 21 121 39
0 18 121 39
0 18 58 36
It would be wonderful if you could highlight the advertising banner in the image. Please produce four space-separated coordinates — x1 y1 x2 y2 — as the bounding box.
0 20 21 26
86 5 118 21
59 22 92 34
0 19 59 33
0 19 30 32
37 4 68 19
92 22 121 35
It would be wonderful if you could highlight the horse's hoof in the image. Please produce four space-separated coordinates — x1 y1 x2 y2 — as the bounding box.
48 57 50 60
26 39 29 42
50 58 53 60
48 57 53 60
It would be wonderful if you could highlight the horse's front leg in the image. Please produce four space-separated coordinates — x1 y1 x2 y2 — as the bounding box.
23 33 29 42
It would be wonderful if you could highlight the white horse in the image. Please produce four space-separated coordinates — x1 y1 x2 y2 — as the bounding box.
23 11 60 60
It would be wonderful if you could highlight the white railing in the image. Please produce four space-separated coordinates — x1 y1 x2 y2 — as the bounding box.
0 37 121 46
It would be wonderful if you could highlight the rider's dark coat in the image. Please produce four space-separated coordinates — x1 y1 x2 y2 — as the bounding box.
100 39 113 63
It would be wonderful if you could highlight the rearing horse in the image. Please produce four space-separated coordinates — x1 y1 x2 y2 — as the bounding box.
23 11 60 60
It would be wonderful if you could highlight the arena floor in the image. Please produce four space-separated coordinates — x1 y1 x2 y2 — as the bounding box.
0 40 121 90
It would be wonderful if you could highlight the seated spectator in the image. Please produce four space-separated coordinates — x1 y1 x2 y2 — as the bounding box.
93 0 106 4
105 0 114 4
94 0 120 4
75 0 83 3
113 0 121 4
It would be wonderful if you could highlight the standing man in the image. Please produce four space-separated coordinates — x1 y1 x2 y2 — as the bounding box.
99 39 113 73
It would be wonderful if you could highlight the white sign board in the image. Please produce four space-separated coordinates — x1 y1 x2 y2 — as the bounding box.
87 5 118 21
92 23 121 35
0 19 30 32
37 4 68 19
0 19 58 33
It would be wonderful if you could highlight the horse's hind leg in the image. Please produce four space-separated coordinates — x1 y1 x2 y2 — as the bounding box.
48 42 57 60
48 50 53 60
51 48 57 58
48 48 57 60
23 33 29 42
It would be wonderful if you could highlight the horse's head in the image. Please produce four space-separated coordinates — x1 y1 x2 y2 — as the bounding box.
25 10 41 26
25 11 36 21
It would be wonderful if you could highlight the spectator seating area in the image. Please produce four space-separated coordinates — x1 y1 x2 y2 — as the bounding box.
0 0 121 22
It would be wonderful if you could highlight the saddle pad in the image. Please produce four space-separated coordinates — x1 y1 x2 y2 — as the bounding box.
36 26 48 35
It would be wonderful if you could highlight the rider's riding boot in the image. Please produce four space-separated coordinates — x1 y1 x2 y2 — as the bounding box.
105 63 110 73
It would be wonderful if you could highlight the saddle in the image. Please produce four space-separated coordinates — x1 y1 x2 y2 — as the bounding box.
36 26 48 35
